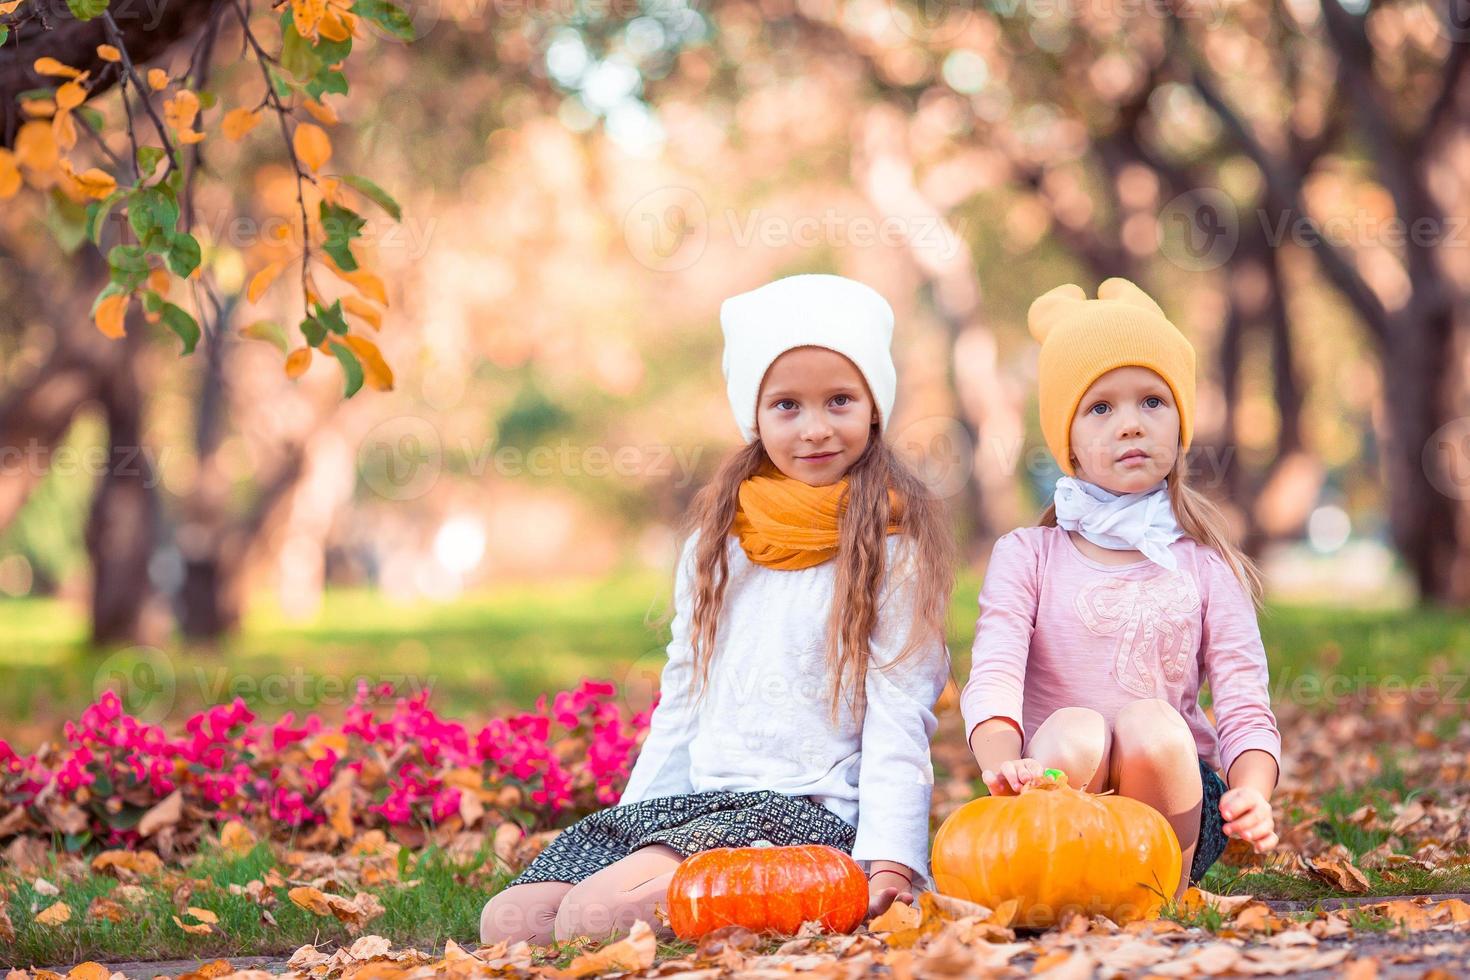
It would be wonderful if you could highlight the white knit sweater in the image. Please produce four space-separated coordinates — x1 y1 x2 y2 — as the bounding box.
619 529 949 889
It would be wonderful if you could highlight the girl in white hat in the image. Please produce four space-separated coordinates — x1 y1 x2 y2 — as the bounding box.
480 273 955 945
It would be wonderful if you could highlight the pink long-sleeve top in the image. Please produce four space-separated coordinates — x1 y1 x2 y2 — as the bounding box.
959 525 1281 780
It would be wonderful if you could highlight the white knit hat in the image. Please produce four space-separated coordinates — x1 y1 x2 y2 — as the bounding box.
718 273 897 444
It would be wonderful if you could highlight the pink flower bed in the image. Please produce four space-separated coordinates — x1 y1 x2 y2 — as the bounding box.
0 679 649 851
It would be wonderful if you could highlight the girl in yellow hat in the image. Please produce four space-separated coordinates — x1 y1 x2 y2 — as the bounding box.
959 278 1281 899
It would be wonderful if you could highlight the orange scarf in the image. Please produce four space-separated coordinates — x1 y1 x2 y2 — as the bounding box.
732 460 905 570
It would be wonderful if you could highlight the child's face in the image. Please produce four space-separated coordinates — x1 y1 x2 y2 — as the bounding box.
1067 365 1180 494
755 346 876 486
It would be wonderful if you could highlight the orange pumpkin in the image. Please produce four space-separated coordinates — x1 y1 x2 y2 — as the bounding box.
666 842 867 938
931 769 1181 927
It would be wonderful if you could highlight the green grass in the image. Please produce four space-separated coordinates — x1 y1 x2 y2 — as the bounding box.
2 840 503 969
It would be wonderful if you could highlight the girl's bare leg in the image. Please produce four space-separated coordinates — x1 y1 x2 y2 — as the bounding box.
1024 706 1111 793
553 843 684 943
479 881 574 946
1108 698 1202 900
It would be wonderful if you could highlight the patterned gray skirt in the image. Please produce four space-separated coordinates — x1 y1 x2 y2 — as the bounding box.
1191 758 1229 885
508 789 859 886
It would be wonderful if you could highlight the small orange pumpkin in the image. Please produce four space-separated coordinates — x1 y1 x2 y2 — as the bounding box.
931 769 1181 927
666 842 867 938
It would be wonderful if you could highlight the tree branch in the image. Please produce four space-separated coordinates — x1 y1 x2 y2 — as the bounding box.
0 0 225 148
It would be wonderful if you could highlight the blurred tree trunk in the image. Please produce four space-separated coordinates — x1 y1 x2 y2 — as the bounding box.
0 247 118 530
1178 1 1470 601
83 316 159 646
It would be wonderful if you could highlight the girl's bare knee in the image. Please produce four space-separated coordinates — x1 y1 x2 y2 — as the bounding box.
1112 699 1195 768
553 880 629 943
1031 706 1109 785
479 882 570 946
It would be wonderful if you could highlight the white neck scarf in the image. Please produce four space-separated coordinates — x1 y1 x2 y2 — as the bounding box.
1053 476 1184 570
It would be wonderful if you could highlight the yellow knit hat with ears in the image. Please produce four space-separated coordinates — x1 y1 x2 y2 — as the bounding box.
1027 278 1196 477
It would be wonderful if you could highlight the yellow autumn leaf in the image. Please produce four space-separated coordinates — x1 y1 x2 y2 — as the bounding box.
53 110 77 151
35 901 72 926
91 849 163 877
21 99 55 118
326 263 386 305
55 82 86 111
96 44 122 62
291 0 327 38
293 123 331 171
247 259 287 303
219 820 257 856
65 962 110 980
285 348 312 378
164 90 199 132
562 921 656 978
69 165 117 200
303 98 339 126
171 914 212 935
0 149 20 199
33 57 83 78
184 906 219 925
0 0 26 14
94 292 129 339
288 885 333 916
15 120 57 172
341 295 381 331
317 8 351 41
222 107 263 141
148 68 169 90
343 335 393 391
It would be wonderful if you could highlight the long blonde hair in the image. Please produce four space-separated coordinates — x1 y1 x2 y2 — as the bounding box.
1037 451 1265 609
677 435 954 720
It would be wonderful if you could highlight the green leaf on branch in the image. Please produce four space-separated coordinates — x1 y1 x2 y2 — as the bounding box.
107 244 150 289
301 314 327 348
242 320 289 353
166 230 201 278
128 186 179 248
76 106 106 132
136 145 166 177
306 68 349 100
351 0 415 40
328 340 364 398
85 190 126 245
65 0 109 20
161 302 201 355
319 201 364 271
339 175 401 221
45 189 90 255
313 298 350 336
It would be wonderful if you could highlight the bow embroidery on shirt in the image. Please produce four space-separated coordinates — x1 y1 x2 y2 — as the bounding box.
1073 571 1202 697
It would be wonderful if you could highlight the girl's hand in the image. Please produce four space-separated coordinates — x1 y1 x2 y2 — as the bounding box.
866 870 914 919
1220 786 1278 852
982 758 1045 796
